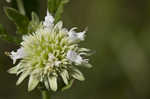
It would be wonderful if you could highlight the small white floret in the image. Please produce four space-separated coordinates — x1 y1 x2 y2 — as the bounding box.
67 50 83 65
10 47 26 64
43 10 54 28
68 28 86 43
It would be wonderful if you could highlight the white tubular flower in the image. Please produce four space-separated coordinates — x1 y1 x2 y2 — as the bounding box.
10 47 26 64
43 10 54 28
68 28 86 43
8 11 92 92
67 50 83 65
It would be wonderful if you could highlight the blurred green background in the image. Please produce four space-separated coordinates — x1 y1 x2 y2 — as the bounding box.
1 0 150 99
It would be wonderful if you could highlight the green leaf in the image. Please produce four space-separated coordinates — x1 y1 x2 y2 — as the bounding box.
61 79 74 92
31 12 40 23
55 0 69 23
4 7 29 34
28 12 41 33
48 0 69 23
0 24 21 44
0 24 5 34
48 0 60 15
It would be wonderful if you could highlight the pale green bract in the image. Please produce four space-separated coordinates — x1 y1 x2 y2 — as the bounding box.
8 11 92 92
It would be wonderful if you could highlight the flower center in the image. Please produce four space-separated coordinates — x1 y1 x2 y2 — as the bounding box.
21 28 75 69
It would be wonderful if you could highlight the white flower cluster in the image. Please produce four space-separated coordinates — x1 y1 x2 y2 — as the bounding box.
8 11 92 92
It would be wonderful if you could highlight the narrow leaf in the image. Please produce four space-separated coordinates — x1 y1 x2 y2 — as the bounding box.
48 0 60 15
4 7 29 34
55 0 69 23
61 79 74 92
48 0 69 23
28 12 40 33
31 12 40 23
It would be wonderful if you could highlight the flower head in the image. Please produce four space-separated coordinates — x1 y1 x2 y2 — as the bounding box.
8 11 92 92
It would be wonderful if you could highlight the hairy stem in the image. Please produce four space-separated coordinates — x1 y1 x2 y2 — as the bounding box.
16 0 25 15
41 90 51 99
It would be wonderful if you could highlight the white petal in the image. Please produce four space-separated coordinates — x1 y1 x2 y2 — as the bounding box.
60 70 69 85
77 31 86 41
28 69 41 91
54 61 61 67
8 66 18 74
48 76 57 91
10 47 26 64
68 28 86 43
48 53 55 61
8 63 23 74
78 48 91 52
44 80 50 90
67 50 83 65
72 68 85 81
28 74 40 91
43 10 54 28
16 70 30 85
81 60 93 68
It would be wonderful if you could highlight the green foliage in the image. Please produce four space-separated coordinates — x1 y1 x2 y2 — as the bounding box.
48 0 60 15
55 0 69 23
48 0 69 23
0 24 21 44
61 79 74 91
4 7 29 35
28 12 41 33
1 0 69 44
23 0 40 18
31 12 40 23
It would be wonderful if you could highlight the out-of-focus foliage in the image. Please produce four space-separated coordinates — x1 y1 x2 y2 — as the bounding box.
0 0 150 99
4 7 29 34
28 12 40 33
48 0 70 22
0 24 20 44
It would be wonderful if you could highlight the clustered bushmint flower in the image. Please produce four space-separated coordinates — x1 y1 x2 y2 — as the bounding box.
8 11 92 92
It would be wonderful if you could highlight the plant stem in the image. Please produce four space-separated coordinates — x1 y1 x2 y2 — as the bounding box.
16 0 25 15
41 90 51 99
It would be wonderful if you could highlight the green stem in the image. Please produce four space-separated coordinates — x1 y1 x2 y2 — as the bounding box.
16 0 25 15
41 90 51 99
